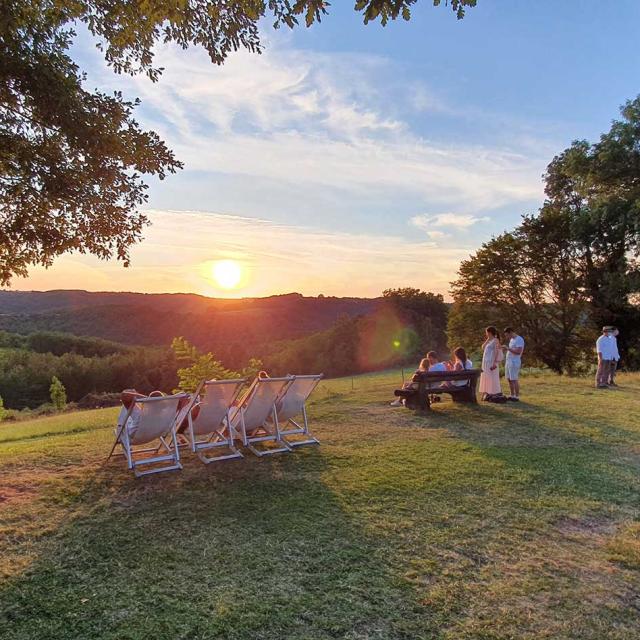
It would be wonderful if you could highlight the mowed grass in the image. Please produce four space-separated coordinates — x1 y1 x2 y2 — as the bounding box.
0 408 119 444
1 372 640 639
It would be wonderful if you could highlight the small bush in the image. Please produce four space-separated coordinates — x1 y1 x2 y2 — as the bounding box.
50 376 67 411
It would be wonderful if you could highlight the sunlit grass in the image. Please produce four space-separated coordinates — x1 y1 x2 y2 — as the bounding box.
1 371 640 638
0 408 118 444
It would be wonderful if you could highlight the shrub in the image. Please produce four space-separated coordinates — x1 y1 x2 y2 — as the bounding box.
49 376 67 411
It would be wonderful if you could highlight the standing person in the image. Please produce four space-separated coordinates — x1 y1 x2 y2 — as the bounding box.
479 326 502 399
595 327 615 389
608 328 620 386
503 327 525 401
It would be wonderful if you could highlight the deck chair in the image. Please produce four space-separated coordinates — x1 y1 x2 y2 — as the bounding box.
185 378 246 464
108 393 191 477
272 374 323 448
229 376 293 457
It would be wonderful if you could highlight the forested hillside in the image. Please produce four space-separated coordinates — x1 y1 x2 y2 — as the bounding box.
0 291 378 368
0 331 177 409
0 289 448 410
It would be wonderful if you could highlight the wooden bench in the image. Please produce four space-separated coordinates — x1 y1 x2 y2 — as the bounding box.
394 369 480 411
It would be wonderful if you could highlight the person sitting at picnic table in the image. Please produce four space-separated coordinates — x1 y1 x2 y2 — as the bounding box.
443 347 473 387
423 351 447 402
390 357 430 406
425 350 447 374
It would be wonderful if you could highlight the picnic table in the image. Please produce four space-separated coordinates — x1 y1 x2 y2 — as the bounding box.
394 369 480 411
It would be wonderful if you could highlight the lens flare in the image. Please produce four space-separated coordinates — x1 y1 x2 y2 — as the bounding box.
358 306 416 369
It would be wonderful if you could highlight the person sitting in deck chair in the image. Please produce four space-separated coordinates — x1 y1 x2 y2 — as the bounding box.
120 389 146 439
121 389 198 437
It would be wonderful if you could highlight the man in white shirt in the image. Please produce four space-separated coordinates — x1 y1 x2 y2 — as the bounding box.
425 350 447 394
503 327 525 401
426 351 447 373
608 327 620 386
595 327 615 388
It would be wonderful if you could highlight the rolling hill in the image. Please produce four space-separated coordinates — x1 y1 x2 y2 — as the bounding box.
0 290 379 355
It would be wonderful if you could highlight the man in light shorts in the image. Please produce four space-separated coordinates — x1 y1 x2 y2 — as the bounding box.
503 327 525 401
608 327 620 386
595 326 615 388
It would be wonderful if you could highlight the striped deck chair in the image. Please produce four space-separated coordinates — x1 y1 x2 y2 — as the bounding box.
185 378 246 464
273 374 323 448
108 393 191 477
229 376 293 457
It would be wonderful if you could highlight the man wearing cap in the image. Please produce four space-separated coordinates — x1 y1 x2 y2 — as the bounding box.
595 327 615 389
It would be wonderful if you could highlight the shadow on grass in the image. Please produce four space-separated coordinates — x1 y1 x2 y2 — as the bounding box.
3 387 640 640
0 447 431 640
406 398 640 509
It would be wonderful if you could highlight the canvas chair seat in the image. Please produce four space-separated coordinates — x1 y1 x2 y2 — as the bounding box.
108 392 191 477
270 374 323 448
229 376 293 456
185 378 246 464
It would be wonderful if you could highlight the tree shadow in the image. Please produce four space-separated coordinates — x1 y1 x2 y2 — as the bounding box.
3 393 640 639
407 398 640 509
0 447 432 640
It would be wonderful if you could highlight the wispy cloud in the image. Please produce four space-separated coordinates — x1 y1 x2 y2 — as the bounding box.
89 41 546 214
410 213 490 231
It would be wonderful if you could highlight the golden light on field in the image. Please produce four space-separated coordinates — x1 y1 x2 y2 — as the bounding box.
212 259 242 289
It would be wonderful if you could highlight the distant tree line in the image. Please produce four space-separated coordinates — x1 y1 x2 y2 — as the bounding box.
0 289 448 409
0 293 378 372
0 339 178 409
0 331 129 357
449 96 640 373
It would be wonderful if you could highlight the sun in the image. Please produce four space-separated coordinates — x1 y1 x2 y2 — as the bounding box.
212 260 242 289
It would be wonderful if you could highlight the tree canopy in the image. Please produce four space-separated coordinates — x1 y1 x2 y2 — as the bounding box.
449 95 640 373
1 0 476 284
449 207 590 373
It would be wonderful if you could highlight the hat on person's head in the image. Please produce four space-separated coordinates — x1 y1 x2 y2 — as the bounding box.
603 325 614 332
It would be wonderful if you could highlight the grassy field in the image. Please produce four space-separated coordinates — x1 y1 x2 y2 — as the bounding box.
1 370 640 639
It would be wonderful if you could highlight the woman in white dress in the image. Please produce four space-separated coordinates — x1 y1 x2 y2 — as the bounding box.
479 326 502 398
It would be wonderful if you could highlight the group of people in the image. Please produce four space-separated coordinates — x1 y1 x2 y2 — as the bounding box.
390 347 474 406
391 325 526 407
595 326 620 388
479 326 525 401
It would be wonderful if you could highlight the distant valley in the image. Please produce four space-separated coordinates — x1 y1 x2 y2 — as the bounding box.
0 289 379 355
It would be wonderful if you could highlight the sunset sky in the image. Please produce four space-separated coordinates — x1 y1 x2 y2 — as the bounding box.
12 1 640 299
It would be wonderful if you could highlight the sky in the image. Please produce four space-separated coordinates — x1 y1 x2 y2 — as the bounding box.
12 0 640 299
